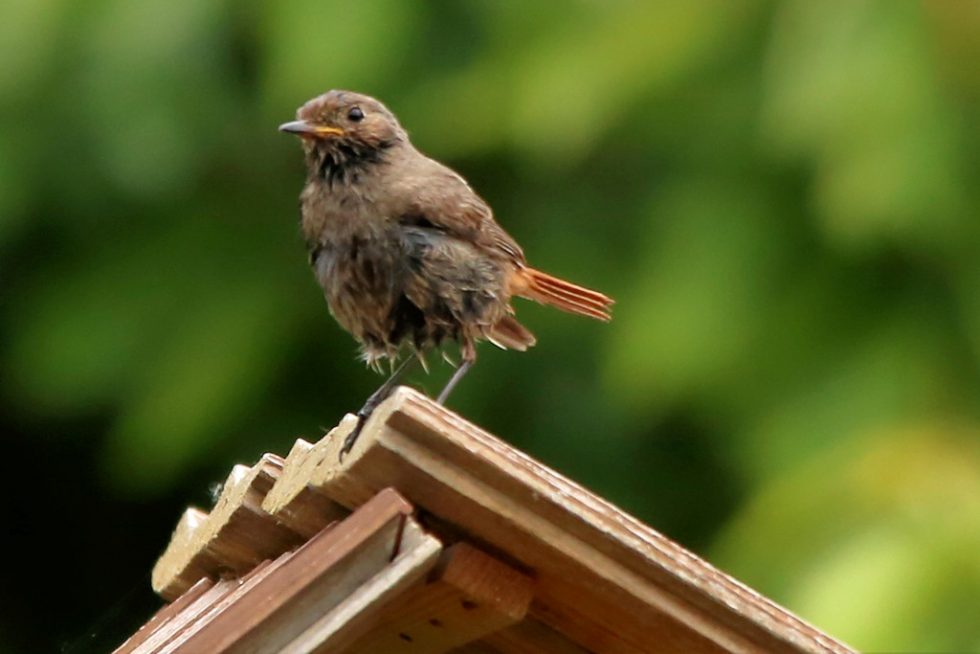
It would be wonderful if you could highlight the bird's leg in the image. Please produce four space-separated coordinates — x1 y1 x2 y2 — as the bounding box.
437 340 476 404
340 356 418 459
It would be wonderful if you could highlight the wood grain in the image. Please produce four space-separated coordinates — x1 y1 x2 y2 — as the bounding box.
332 541 535 654
170 487 413 653
283 518 444 653
262 421 354 538
298 387 855 654
152 453 303 600
138 385 854 654
473 618 595 654
113 577 213 654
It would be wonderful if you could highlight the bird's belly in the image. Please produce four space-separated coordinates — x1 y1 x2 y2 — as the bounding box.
312 227 513 364
313 237 403 354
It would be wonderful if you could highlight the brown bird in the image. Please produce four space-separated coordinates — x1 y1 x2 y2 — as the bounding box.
280 90 613 455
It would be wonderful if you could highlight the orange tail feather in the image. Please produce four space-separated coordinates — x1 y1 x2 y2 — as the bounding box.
513 268 613 321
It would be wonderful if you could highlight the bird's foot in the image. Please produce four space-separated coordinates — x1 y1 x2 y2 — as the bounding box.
339 413 368 461
339 356 420 461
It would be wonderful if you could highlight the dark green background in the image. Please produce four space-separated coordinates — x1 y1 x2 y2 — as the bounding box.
2 1 979 652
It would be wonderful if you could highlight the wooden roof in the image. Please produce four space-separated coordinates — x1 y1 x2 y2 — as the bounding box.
116 387 855 654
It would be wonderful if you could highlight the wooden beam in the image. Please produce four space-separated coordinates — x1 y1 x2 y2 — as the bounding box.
281 517 443 653
153 560 290 654
114 577 214 654
169 488 414 653
312 542 534 654
291 387 855 654
132 572 256 654
262 422 353 538
470 618 595 654
152 454 304 600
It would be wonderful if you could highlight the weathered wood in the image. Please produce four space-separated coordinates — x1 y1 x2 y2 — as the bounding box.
152 454 303 600
169 487 414 654
132 581 227 654
136 385 853 654
262 424 353 538
133 573 247 654
283 518 444 653
470 618 595 654
149 508 209 600
319 541 534 654
295 386 854 654
154 558 291 654
114 577 214 654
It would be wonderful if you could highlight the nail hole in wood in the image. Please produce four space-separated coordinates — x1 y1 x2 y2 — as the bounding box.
461 599 478 610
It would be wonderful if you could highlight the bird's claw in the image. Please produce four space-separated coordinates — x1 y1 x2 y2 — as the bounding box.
338 416 366 461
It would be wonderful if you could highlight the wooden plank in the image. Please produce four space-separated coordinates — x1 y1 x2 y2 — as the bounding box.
282 517 443 653
114 577 214 654
170 487 413 654
150 508 209 599
335 542 534 654
154 558 292 654
298 387 855 654
152 453 303 600
470 618 595 654
132 576 241 654
262 433 351 538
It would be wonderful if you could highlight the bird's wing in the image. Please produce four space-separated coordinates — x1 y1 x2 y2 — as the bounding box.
392 159 526 264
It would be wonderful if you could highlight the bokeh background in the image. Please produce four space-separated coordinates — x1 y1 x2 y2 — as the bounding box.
2 1 979 652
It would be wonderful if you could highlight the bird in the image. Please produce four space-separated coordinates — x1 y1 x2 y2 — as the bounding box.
280 90 613 456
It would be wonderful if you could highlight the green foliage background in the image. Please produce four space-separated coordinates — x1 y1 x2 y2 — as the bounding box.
1 1 979 652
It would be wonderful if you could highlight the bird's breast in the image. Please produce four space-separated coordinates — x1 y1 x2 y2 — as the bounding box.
299 179 386 245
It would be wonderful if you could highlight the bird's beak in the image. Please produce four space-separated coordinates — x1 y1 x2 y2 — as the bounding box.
278 120 345 139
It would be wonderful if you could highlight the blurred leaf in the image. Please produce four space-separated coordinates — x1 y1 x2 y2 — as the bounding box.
955 259 980 377
100 274 294 496
733 303 955 479
0 0 64 99
0 133 31 244
76 0 233 195
259 0 418 110
715 426 980 651
605 178 785 415
6 226 185 414
762 0 968 251
509 1 756 164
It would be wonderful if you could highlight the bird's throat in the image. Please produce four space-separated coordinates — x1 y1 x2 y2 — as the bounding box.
310 140 394 187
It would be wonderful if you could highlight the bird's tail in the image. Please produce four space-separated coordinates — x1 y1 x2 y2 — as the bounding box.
488 315 537 351
512 268 613 321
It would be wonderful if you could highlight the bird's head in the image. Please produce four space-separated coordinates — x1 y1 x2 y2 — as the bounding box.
279 90 406 164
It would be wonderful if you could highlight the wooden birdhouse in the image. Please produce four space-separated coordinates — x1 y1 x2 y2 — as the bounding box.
115 387 854 654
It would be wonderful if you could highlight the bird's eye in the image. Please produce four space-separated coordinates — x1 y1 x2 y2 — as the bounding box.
347 106 364 122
